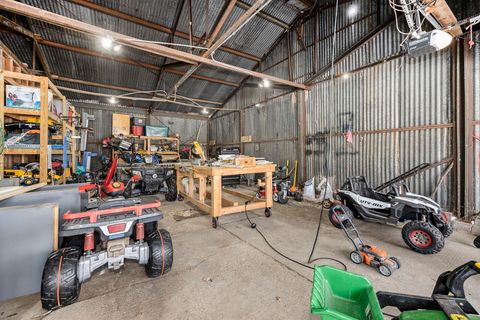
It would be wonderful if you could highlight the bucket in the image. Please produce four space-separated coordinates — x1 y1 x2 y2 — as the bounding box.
131 125 144 136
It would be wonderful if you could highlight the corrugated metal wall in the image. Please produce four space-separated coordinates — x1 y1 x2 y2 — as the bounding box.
74 101 207 159
210 2 456 210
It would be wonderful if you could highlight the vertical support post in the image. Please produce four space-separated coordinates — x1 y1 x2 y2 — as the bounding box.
313 11 318 74
452 42 461 216
39 77 49 183
0 72 4 179
211 175 222 217
296 90 307 183
287 30 293 81
198 176 206 202
265 171 273 208
462 40 474 218
61 96 67 184
71 107 77 173
239 110 244 154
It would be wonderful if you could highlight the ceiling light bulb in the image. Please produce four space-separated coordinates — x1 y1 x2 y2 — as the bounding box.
347 4 358 18
202 108 209 114
113 44 122 52
101 37 113 49
259 83 264 88
255 103 260 107
263 79 271 87
109 96 117 104
342 73 350 79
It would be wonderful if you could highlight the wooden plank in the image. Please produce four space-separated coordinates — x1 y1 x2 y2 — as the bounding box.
221 201 266 215
0 182 46 201
265 171 273 207
222 187 256 200
198 176 206 202
52 204 59 250
211 175 222 217
4 107 40 116
422 0 462 36
2 70 41 83
4 148 40 155
178 191 211 213
39 78 49 183
205 190 239 207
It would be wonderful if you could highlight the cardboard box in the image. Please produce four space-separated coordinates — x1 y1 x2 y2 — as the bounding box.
112 113 130 136
234 156 256 167
5 85 53 110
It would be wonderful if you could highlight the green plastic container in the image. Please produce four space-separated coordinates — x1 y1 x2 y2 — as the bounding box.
310 266 384 320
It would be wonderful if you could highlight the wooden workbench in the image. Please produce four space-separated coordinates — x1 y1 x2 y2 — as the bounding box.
175 163 276 228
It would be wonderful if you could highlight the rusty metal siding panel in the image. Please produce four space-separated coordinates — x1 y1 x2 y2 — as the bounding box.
210 112 240 145
305 49 453 209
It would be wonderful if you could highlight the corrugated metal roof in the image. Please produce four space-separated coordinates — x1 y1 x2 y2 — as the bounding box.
2 0 304 114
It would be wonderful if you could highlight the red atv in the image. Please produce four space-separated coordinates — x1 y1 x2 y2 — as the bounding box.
40 156 173 310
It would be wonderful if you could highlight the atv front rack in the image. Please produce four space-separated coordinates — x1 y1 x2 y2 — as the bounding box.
63 200 161 223
61 200 162 238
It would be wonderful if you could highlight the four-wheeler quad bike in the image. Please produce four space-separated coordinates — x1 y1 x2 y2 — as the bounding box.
332 176 454 254
329 204 400 277
40 159 174 310
311 261 480 320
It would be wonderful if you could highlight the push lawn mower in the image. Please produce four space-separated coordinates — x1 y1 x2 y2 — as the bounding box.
329 204 400 277
311 261 480 319
333 176 454 254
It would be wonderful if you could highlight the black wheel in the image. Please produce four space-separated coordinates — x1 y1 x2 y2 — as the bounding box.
144 222 158 237
23 177 35 186
378 264 393 277
350 251 363 264
439 212 454 238
322 199 333 209
164 177 177 202
265 208 272 218
294 192 303 202
145 229 173 278
177 194 184 201
212 217 219 228
273 192 279 202
328 205 353 229
474 236 480 248
439 223 454 238
277 190 289 204
401 221 445 254
41 247 81 310
389 257 401 269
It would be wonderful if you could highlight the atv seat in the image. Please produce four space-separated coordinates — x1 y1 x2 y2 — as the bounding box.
347 177 389 202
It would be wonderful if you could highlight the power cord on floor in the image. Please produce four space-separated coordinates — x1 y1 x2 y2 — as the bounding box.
243 198 347 271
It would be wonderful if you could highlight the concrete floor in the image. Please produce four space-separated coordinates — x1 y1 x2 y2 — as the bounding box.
1 191 479 320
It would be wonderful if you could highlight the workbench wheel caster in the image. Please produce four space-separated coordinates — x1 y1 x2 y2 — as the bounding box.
264 208 272 218
177 195 184 201
212 217 219 229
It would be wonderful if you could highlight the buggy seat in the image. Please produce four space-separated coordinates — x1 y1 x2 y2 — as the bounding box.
345 176 389 202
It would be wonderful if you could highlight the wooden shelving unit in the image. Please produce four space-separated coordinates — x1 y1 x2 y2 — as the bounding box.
0 50 78 183
113 135 180 162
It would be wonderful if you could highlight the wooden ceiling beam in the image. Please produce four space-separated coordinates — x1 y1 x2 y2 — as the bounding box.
0 0 308 90
421 0 462 36
37 39 240 88
67 0 261 62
